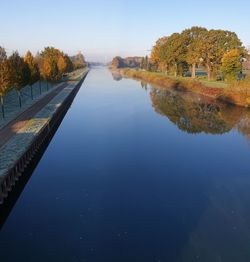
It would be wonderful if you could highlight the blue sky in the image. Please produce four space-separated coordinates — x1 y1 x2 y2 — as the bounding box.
1 0 249 62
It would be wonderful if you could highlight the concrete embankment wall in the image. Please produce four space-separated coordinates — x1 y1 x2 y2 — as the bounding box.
0 71 89 204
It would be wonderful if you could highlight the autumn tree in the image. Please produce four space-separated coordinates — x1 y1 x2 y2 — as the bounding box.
161 33 188 76
182 27 208 78
24 51 40 99
150 27 245 80
71 52 86 69
221 49 242 81
141 56 149 70
9 52 31 107
57 55 68 75
40 47 63 84
197 30 244 80
0 58 12 117
0 46 7 63
151 37 168 71
140 57 145 69
35 52 45 94
111 56 124 69
64 54 74 72
40 59 51 90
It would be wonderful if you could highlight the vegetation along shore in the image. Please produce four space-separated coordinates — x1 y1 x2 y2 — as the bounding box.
111 26 250 107
0 46 87 118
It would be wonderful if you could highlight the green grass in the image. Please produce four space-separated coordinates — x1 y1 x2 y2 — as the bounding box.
138 70 229 89
201 80 228 88
118 68 250 107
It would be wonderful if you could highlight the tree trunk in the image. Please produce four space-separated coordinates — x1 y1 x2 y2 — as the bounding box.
174 63 178 77
165 64 169 75
31 85 33 100
191 63 196 79
39 80 42 95
1 96 5 119
206 64 212 81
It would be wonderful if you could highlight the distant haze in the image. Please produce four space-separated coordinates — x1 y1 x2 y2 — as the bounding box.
1 0 250 62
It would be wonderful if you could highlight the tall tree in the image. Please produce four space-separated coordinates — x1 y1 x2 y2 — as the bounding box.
71 52 86 69
35 52 44 94
197 30 244 80
151 37 169 71
144 56 149 70
0 59 12 118
140 57 145 69
40 59 52 90
0 46 7 63
64 54 74 72
40 47 63 84
221 49 242 81
182 27 208 78
111 56 124 69
57 55 68 75
160 33 188 77
9 52 30 107
24 51 40 99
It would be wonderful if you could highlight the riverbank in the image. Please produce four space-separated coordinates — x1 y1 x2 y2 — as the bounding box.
115 68 250 107
0 69 89 204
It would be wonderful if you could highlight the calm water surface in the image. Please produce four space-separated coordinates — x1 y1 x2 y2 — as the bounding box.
1 67 250 262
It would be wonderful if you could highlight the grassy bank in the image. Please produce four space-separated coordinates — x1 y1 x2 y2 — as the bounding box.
116 68 250 107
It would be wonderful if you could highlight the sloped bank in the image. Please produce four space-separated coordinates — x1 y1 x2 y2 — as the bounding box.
115 68 250 107
0 71 89 204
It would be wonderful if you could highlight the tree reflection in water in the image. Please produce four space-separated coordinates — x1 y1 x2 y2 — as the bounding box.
111 71 123 81
150 87 250 139
150 86 250 261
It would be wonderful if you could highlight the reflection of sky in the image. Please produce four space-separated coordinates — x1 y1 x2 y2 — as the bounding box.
1 69 250 261
1 0 250 62
150 84 250 260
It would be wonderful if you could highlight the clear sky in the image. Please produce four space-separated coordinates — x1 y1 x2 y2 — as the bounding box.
1 0 249 62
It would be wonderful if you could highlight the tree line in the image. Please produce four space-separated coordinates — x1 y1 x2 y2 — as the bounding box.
0 46 86 117
150 26 247 81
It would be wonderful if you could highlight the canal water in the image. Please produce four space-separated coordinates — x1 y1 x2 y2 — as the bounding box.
1 67 250 262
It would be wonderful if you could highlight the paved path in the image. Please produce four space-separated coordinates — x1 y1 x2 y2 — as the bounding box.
0 82 69 149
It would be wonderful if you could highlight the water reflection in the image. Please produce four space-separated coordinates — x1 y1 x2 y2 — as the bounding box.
149 86 250 261
111 71 123 81
150 87 250 138
1 69 250 262
141 81 148 91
